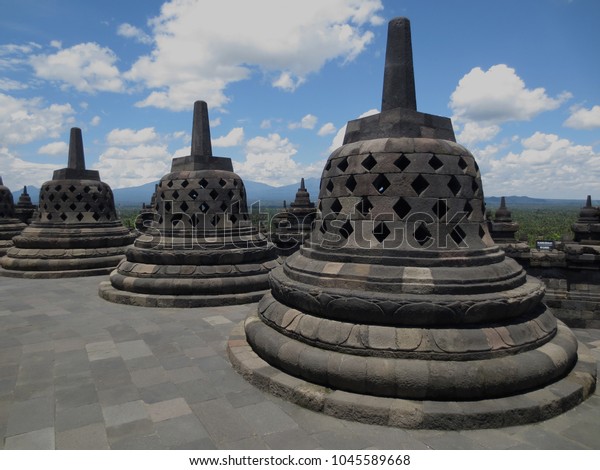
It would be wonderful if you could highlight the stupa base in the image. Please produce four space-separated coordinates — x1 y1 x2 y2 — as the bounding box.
99 280 267 308
0 264 118 279
227 319 597 430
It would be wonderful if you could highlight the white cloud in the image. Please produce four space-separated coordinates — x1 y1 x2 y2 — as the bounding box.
117 23 153 45
564 105 600 130
289 114 318 130
317 122 336 136
0 42 41 69
450 64 570 125
260 119 272 129
0 78 27 91
233 133 323 186
95 144 171 188
212 127 244 147
106 127 158 146
0 93 75 145
126 0 383 111
30 42 125 93
0 146 57 187
38 141 68 156
90 115 101 126
50 40 62 49
456 121 501 147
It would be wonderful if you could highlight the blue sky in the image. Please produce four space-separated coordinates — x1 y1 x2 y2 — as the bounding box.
1 0 599 199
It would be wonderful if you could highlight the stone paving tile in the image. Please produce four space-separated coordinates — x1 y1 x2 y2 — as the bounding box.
117 340 154 361
55 382 99 410
263 428 322 450
55 422 110 450
5 395 54 436
154 414 210 448
97 384 141 406
130 366 169 388
102 400 149 428
4 427 55 449
192 398 256 444
219 436 270 450
139 382 182 404
55 402 104 432
86 340 120 361
147 398 193 423
236 401 299 436
110 433 167 450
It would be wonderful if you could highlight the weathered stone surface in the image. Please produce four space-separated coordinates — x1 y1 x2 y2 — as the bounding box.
231 17 596 428
0 129 134 277
99 101 280 307
0 177 27 256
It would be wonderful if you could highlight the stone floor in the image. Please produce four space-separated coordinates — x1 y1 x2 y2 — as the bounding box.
0 275 599 450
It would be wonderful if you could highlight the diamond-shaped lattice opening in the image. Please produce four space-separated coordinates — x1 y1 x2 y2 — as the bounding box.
97 185 103 193
458 157 468 171
164 201 172 212
451 226 467 246
60 213 67 221
481 201 486 215
171 214 183 226
330 198 342 214
393 197 411 219
373 221 391 243
69 203 77 211
76 212 84 221
45 185 50 192
200 202 210 213
227 190 234 199
49 194 55 201
337 157 349 172
447 175 461 196
325 160 332 171
180 201 189 212
394 154 410 171
479 224 486 239
92 194 98 201
76 194 83 202
432 199 448 219
474 161 480 173
60 193 68 202
167 180 173 188
83 186 91 193
55 185 62 191
326 179 334 193
92 212 100 221
172 190 180 200
340 219 354 239
46 213 53 220
355 196 373 216
471 179 479 194
219 178 227 187
43 204 48 210
220 202 228 212
199 178 208 188
106 213 111 220
189 189 198 200
361 153 377 171
99 203 105 212
428 155 443 171
159 192 165 199
319 220 327 234
373 174 390 194
190 214 200 227
464 201 473 219
345 175 357 192
53 203 61 211
229 214 238 224
211 214 221 226
414 222 432 246
233 179 239 187
209 189 219 200
181 180 189 188
411 174 430 196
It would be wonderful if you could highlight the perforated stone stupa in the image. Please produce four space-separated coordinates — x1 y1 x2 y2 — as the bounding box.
15 186 36 224
571 195 600 244
99 101 280 307
0 128 135 278
0 177 27 256
271 178 316 256
229 17 597 429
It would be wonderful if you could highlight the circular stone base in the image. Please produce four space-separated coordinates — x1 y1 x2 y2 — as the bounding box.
0 265 114 279
98 280 268 308
227 321 597 430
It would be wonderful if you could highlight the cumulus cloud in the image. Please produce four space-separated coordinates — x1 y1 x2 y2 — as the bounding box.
117 23 153 45
126 0 383 111
233 133 324 186
0 78 27 91
38 141 68 156
328 108 379 153
456 122 501 147
450 64 570 125
0 42 41 69
90 115 101 126
212 127 244 147
0 93 75 145
0 146 57 187
317 122 336 136
95 144 171 188
289 114 318 130
30 42 125 93
106 127 158 146
480 131 600 198
564 105 600 130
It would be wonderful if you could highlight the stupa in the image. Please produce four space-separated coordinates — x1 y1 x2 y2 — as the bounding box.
571 195 600 244
489 196 529 260
14 186 36 224
99 101 280 307
0 128 135 278
229 17 597 429
0 177 27 256
271 179 316 256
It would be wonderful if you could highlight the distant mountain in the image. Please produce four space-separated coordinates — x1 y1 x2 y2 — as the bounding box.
486 195 587 207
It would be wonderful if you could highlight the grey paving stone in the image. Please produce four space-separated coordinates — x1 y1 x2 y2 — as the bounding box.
154 414 210 447
4 427 55 449
117 340 154 360
55 422 110 449
147 398 192 423
103 400 149 428
177 378 222 404
139 382 182 404
130 366 169 388
105 418 156 444
192 398 256 444
237 401 299 436
5 395 54 436
309 429 372 450
55 402 104 432
418 432 489 449
561 422 600 449
110 433 167 450
512 427 587 449
218 436 270 450
263 428 322 450
225 388 268 409
55 382 99 410
170 437 217 450
97 384 141 406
